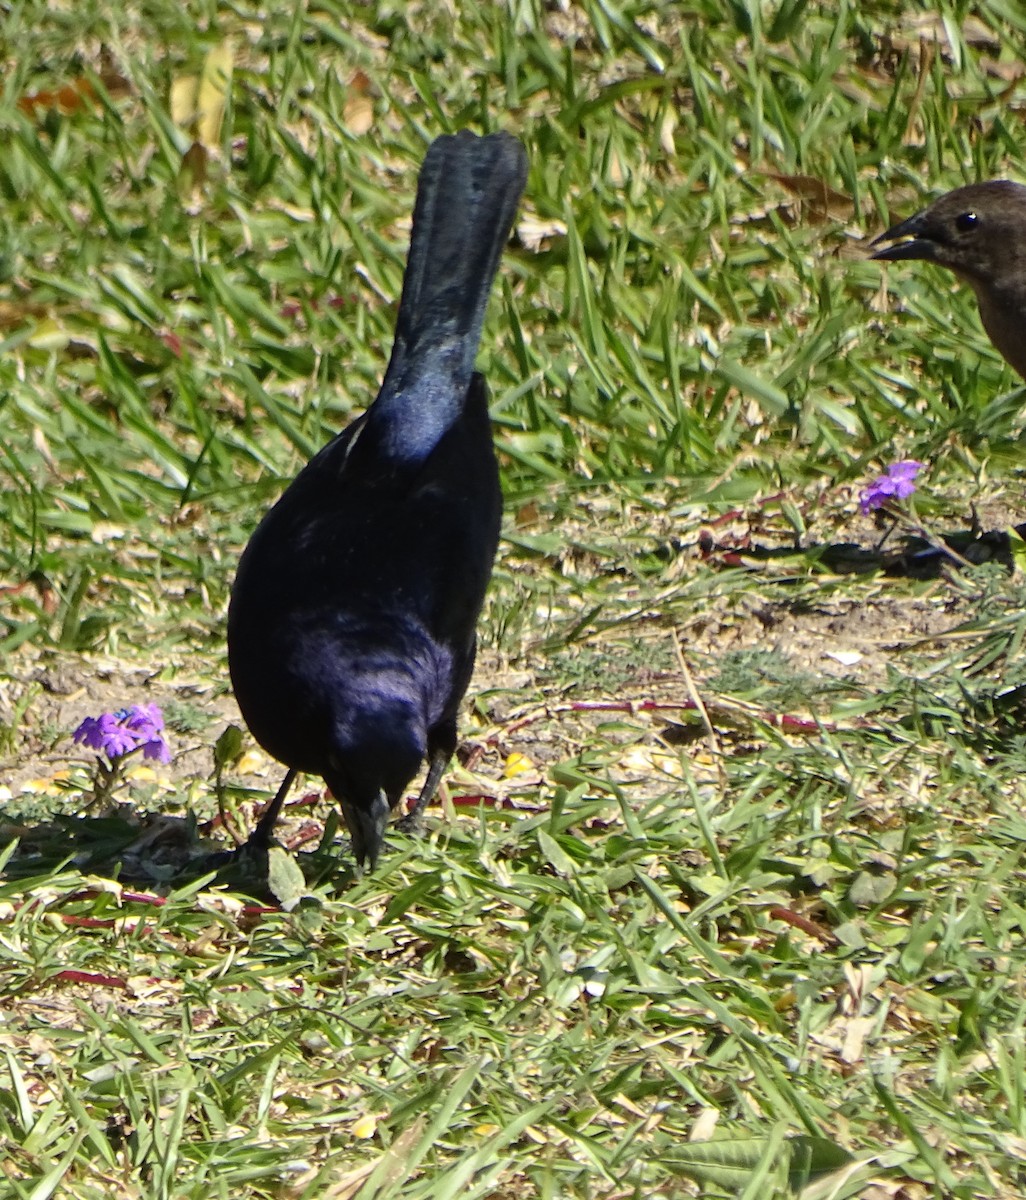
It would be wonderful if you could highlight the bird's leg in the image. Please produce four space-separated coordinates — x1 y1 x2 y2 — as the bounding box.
246 767 299 850
395 749 449 834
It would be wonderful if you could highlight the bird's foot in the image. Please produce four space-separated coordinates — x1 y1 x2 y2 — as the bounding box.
197 831 275 874
393 810 426 837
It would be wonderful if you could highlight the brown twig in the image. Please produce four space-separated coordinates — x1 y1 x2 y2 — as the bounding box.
672 629 725 787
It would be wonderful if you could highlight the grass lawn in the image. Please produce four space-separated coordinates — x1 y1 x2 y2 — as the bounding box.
4 1 1026 1196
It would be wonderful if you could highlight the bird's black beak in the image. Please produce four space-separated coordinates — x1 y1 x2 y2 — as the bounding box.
869 211 936 262
340 788 391 870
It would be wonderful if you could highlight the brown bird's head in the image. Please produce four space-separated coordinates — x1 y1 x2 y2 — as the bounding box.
870 181 1026 379
871 181 1026 284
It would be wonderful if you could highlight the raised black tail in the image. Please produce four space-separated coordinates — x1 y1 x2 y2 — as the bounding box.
364 130 528 464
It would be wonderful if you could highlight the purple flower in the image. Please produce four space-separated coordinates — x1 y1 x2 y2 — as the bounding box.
139 736 172 764
75 714 136 757
859 460 925 515
73 705 171 764
121 704 171 761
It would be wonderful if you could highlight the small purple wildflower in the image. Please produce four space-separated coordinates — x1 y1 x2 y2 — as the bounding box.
73 704 171 764
859 460 925 515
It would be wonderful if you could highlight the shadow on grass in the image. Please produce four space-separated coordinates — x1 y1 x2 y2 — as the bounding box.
692 520 1023 578
0 802 362 904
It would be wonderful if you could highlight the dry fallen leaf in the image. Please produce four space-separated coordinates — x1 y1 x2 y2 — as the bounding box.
343 69 375 135
17 69 131 119
766 172 853 222
517 213 567 251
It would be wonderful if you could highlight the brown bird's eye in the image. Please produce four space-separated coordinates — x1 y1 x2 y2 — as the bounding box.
955 211 979 232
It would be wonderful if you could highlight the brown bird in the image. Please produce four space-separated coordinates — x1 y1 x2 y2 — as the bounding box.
871 180 1026 380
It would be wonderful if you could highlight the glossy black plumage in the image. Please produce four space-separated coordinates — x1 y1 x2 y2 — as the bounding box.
227 131 528 867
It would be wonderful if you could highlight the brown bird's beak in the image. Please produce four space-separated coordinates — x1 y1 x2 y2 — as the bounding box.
869 211 937 262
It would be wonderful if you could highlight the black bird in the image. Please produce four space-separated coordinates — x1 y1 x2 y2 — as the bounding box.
871 180 1026 379
227 130 528 868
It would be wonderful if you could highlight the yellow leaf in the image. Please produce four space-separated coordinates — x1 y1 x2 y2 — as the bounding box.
22 778 55 794
351 1114 377 1139
26 318 69 351
236 749 267 774
503 752 534 779
196 40 233 148
170 40 233 150
169 74 199 128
